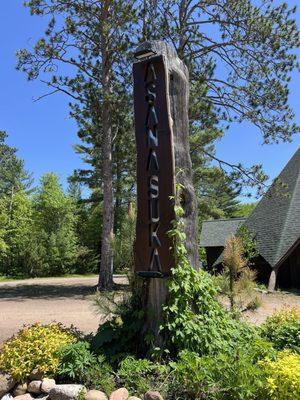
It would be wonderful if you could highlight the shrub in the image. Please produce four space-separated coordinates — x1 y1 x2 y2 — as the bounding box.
163 230 255 356
117 356 170 397
261 350 300 400
83 356 116 395
57 341 96 381
57 340 115 394
222 235 257 312
162 192 257 357
170 349 267 400
260 308 300 351
0 323 75 381
90 292 144 362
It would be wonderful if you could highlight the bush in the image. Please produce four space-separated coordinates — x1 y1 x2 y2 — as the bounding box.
0 323 75 381
163 198 256 357
117 356 170 397
58 341 96 381
57 340 115 394
163 264 255 356
260 308 300 351
90 292 144 362
83 356 116 395
261 350 300 400
170 349 267 400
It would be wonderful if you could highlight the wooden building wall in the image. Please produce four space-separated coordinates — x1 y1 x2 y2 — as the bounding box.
277 243 300 288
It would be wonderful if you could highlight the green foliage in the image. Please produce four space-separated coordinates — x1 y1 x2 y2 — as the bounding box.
236 225 258 265
0 190 38 277
117 356 170 397
170 348 267 400
261 350 300 400
196 167 243 222
57 341 115 394
0 131 32 198
260 308 300 352
235 202 257 217
33 173 78 276
58 341 96 381
83 356 116 395
222 234 258 312
162 188 254 356
90 292 144 363
0 323 75 382
113 204 135 273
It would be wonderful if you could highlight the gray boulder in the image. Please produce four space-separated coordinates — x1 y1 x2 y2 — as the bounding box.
49 384 86 400
41 379 56 394
28 380 42 394
13 383 28 397
29 369 44 381
0 373 16 398
143 392 164 400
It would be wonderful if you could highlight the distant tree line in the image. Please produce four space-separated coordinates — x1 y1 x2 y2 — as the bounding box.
0 131 255 278
15 0 299 286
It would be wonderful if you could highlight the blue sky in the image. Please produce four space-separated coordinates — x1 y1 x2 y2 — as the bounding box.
1 2 300 198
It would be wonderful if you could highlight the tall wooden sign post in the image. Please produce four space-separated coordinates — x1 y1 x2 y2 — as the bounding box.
133 41 199 343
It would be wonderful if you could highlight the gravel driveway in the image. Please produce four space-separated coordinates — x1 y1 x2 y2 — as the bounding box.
0 275 127 344
1 275 299 345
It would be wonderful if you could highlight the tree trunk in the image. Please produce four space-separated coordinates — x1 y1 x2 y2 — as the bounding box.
114 144 122 233
8 185 14 225
98 1 114 290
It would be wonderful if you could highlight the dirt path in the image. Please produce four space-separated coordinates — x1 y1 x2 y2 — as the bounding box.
0 275 127 344
1 276 299 344
243 289 300 325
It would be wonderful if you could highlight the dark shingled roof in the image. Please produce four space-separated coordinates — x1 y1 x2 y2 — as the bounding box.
245 148 300 268
200 148 300 270
200 218 246 247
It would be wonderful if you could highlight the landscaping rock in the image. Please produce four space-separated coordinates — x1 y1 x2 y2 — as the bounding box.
28 380 42 394
0 372 16 398
14 394 33 400
36 395 49 400
29 369 44 381
49 384 86 400
13 383 28 397
1 394 14 400
85 389 108 400
128 397 141 400
41 379 56 394
144 392 164 400
109 388 129 400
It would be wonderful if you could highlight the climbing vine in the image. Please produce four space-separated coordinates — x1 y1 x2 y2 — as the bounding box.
161 184 254 357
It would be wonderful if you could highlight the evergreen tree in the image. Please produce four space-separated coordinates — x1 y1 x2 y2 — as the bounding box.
197 168 242 221
18 0 137 289
33 173 78 276
141 0 299 193
0 190 36 277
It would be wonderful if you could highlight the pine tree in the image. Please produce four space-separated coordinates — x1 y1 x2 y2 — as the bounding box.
18 0 137 289
33 173 78 276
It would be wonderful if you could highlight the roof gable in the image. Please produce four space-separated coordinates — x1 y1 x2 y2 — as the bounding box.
200 218 246 247
246 148 300 268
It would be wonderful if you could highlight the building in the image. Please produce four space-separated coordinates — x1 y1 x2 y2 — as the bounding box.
200 148 300 290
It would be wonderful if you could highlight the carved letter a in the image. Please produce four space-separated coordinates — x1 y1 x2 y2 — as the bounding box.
150 248 162 272
147 150 159 173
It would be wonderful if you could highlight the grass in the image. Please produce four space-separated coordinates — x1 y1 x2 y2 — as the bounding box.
0 273 98 282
